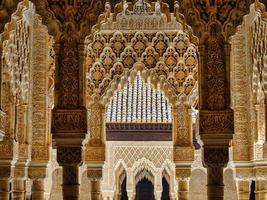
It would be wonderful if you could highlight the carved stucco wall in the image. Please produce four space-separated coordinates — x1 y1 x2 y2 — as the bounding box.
0 0 54 162
231 3 267 162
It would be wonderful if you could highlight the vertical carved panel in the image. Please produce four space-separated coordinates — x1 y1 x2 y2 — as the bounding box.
58 32 80 108
203 32 227 110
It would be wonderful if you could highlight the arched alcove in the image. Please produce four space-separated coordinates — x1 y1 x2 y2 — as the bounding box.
136 177 155 200
161 176 170 200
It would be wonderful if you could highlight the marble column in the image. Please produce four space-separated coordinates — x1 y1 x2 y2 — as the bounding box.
202 147 229 200
178 179 189 200
91 180 101 200
57 147 82 200
87 167 103 200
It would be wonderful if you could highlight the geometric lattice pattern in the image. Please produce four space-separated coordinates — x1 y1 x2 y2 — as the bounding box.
114 146 172 168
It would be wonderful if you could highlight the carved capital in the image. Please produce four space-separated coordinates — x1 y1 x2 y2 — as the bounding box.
176 168 191 180
57 146 82 165
203 147 229 168
52 108 87 133
87 167 103 181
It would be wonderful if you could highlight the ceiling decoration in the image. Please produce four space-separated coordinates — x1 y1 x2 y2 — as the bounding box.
85 0 198 106
178 0 254 40
0 0 21 33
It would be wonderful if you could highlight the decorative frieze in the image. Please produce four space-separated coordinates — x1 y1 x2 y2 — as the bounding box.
52 109 87 133
199 110 234 134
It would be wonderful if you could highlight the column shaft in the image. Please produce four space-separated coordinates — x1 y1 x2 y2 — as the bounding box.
178 179 189 200
207 167 224 200
91 180 101 200
62 165 80 200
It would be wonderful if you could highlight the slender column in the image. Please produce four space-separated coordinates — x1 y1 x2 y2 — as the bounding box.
176 168 191 200
62 165 80 200
91 180 101 200
57 147 82 200
202 147 229 200
87 167 103 200
236 180 250 200
178 179 189 200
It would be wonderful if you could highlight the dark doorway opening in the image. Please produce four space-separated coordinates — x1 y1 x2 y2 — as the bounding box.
249 180 255 200
136 178 155 200
161 177 170 200
121 177 128 200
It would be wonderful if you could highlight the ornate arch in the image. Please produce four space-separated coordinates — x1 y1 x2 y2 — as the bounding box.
0 1 55 198
132 158 157 186
113 160 128 197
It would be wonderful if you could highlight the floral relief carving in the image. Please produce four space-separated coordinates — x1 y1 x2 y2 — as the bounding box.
52 109 87 133
85 11 198 99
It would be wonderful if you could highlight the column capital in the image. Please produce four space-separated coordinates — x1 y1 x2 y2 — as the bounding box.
203 147 229 168
57 146 82 166
87 167 103 181
176 167 191 180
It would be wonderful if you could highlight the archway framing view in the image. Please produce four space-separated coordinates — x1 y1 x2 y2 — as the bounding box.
0 0 267 200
